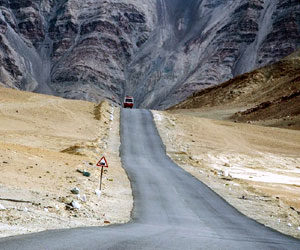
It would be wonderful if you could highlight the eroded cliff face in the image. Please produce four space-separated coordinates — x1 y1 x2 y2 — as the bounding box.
0 0 299 107
127 0 300 108
0 0 156 102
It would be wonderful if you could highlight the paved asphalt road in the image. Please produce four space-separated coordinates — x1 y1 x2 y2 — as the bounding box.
1 109 300 250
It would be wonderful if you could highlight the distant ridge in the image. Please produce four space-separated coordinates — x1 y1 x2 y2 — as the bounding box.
170 50 300 130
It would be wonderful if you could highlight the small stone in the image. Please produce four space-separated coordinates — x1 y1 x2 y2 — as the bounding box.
23 207 28 212
298 227 300 231
59 197 72 204
83 171 91 177
95 189 102 198
71 187 80 194
224 170 229 177
287 223 292 227
44 208 48 212
81 194 87 202
71 201 81 210
0 204 6 210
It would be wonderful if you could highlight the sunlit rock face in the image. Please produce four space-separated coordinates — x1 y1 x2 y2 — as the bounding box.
0 0 299 108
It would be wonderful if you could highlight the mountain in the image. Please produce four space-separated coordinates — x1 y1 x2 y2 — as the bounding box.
170 49 300 130
0 0 156 103
0 0 299 108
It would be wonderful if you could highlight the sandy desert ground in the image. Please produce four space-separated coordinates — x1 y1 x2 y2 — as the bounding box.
0 87 132 237
1 85 299 240
153 110 300 239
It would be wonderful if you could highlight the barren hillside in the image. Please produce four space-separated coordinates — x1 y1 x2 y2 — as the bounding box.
171 50 300 129
0 87 132 237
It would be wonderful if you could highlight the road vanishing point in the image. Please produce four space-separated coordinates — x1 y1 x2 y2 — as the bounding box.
0 109 299 250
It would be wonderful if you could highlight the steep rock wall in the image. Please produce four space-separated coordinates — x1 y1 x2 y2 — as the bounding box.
0 0 156 103
127 0 300 108
0 0 299 108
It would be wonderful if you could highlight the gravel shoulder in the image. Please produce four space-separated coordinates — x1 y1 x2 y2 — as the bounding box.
0 87 132 237
153 110 300 239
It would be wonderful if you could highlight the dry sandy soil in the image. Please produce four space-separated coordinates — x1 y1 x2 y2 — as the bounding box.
1 84 299 242
0 87 132 237
153 110 300 239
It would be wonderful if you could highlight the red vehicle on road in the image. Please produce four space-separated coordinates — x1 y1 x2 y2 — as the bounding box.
123 96 134 109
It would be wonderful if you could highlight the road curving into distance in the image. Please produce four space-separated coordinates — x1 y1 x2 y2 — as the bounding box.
0 109 300 249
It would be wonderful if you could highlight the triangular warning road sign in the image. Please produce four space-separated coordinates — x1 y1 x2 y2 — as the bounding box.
97 156 108 168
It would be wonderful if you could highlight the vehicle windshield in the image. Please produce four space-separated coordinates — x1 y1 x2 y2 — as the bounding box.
125 98 133 103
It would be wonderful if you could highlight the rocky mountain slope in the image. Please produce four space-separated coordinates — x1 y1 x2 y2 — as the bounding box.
0 0 156 103
0 0 299 108
170 49 300 129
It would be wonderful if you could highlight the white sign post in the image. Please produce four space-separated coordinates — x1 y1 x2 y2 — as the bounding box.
96 156 109 190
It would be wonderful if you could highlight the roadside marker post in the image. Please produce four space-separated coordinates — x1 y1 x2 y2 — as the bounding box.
96 156 109 190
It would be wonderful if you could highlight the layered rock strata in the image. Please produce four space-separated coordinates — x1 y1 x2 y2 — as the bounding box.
0 0 299 108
